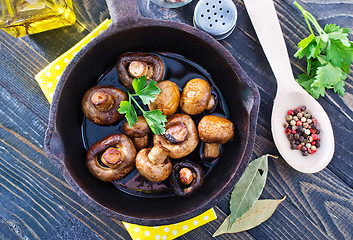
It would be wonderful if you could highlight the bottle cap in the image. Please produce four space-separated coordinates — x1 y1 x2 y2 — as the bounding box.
193 0 237 40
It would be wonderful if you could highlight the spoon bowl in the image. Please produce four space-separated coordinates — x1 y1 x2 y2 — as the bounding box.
244 0 335 173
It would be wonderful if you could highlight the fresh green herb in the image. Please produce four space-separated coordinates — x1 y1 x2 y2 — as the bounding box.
294 1 353 99
118 76 167 135
214 155 285 236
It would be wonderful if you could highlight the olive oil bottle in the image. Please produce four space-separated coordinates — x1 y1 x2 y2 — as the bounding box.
0 0 76 37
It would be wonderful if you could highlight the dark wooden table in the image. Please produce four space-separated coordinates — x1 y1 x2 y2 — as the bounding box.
1 0 352 239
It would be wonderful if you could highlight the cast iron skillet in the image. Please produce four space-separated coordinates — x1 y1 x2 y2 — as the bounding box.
44 0 260 225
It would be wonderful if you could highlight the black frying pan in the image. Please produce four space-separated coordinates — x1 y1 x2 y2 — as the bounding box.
44 0 260 225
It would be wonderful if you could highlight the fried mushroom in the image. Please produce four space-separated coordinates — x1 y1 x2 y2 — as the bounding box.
169 160 204 197
86 134 136 182
154 114 199 159
198 115 235 159
180 78 215 115
82 85 127 125
135 144 172 182
149 80 180 116
116 52 165 90
123 116 151 151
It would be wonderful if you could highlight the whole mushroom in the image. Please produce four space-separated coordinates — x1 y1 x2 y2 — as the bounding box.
86 134 136 182
123 116 151 151
198 115 235 159
169 160 204 197
149 80 180 116
154 114 199 159
82 85 127 125
116 52 165 90
135 143 172 182
180 78 216 115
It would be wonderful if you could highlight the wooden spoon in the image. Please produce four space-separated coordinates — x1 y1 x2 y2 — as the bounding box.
243 0 335 173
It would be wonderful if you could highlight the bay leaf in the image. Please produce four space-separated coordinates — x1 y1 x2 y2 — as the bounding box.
213 197 286 236
229 154 268 228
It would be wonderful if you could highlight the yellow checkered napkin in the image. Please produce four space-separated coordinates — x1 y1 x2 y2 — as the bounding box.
35 19 217 239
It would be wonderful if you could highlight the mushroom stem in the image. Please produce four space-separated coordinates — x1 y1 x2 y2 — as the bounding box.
132 135 149 151
206 95 215 111
101 147 122 167
179 168 194 185
204 143 220 158
90 91 113 111
165 123 188 144
128 61 148 78
148 144 170 165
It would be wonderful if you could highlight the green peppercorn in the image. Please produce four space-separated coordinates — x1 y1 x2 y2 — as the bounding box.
292 126 297 131
286 115 293 122
293 116 299 121
297 112 303 118
307 119 312 124
284 123 289 128
303 122 309 128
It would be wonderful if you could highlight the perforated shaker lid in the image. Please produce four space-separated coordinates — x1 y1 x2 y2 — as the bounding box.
193 0 237 40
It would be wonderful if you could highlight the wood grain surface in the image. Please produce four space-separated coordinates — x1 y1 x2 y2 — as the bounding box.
0 0 352 239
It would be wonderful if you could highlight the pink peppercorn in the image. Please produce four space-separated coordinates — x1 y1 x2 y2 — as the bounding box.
285 129 291 135
288 110 294 115
292 130 297 134
312 134 318 140
296 121 303 126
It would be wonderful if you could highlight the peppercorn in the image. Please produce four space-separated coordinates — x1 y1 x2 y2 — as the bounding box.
307 136 313 142
284 123 289 128
288 134 294 140
301 146 308 152
302 151 309 156
304 129 311 135
296 121 303 126
296 144 303 150
316 142 320 148
285 129 291 135
316 129 320 134
301 117 307 122
290 120 296 126
301 106 306 111
306 143 311 149
286 115 293 122
297 125 303 132
303 122 309 128
292 126 297 131
288 110 294 115
294 109 299 115
293 116 299 121
291 144 297 150
304 113 311 119
299 136 304 142
311 146 317 151
294 133 300 140
297 112 303 119
311 124 317 130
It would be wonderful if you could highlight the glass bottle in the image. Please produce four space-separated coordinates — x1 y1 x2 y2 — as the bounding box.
0 0 76 37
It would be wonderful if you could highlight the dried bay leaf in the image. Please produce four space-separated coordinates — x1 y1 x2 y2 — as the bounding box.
213 197 286 236
229 154 268 228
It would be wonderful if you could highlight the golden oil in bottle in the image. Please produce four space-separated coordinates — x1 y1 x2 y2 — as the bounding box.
0 0 76 37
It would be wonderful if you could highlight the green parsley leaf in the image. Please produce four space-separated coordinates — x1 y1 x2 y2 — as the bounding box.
119 76 167 135
144 110 167 135
139 80 161 105
294 1 353 99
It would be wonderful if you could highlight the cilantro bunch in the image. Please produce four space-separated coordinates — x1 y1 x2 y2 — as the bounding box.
118 76 167 135
294 2 353 99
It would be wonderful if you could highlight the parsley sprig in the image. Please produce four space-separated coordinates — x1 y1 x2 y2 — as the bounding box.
118 76 167 135
294 2 353 99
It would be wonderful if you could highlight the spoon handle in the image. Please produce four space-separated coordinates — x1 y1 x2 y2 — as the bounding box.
243 0 298 91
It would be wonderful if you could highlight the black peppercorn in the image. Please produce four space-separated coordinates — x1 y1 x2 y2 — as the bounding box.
294 133 300 140
316 142 320 148
295 140 300 145
294 109 299 115
299 136 304 142
297 125 303 132
291 144 297 150
302 151 309 156
311 124 317 130
287 134 294 140
302 146 307 152
316 129 320 134
301 106 306 111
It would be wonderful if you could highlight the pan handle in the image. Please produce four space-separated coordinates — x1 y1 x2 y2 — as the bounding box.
106 0 142 26
44 127 65 168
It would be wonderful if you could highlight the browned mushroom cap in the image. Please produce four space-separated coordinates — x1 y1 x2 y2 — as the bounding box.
116 52 165 90
149 80 180 116
123 116 151 151
86 134 136 182
154 114 199 159
180 78 215 115
169 160 204 197
82 85 127 125
135 147 172 182
198 115 235 158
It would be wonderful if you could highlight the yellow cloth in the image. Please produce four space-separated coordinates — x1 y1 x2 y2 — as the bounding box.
35 19 217 239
